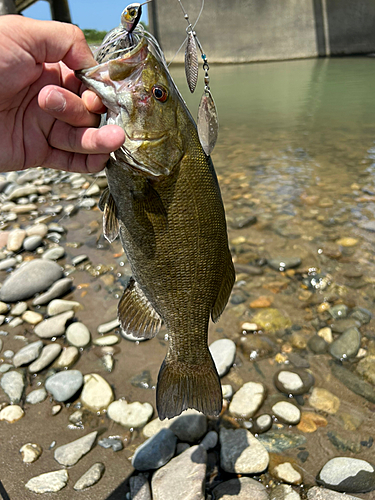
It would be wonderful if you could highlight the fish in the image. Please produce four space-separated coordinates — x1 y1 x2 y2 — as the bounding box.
77 31 235 420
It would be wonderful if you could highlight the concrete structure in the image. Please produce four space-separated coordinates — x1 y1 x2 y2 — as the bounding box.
148 0 375 63
0 0 71 22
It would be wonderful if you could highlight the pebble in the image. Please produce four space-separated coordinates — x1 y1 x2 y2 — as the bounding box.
253 414 273 434
25 469 69 493
328 304 349 319
220 428 269 474
307 487 362 500
200 430 218 450
8 184 38 200
10 301 27 316
45 369 83 401
53 346 79 368
4 349 14 358
72 254 89 266
47 299 81 316
26 223 48 238
0 259 63 302
213 477 269 500
308 335 328 354
274 462 302 484
251 308 292 333
81 373 114 411
12 340 43 367
168 409 207 442
1 370 25 403
329 327 361 359
66 322 91 347
318 327 333 343
222 384 233 399
34 310 74 338
309 387 340 414
93 334 120 346
130 474 151 500
20 443 43 463
22 310 43 325
0 404 24 422
29 343 62 373
357 356 375 385
98 437 123 452
258 431 306 452
26 387 47 404
0 257 17 270
274 369 314 395
7 228 26 252
350 307 372 325
272 401 301 424
317 457 375 493
74 462 105 491
54 431 97 466
331 361 375 404
268 257 301 271
8 317 23 328
33 277 73 306
107 400 153 428
297 412 328 433
271 484 301 500
42 246 65 260
51 404 62 416
97 318 120 333
0 302 8 314
209 338 236 376
132 428 177 471
330 318 361 334
151 445 206 500
23 235 43 251
229 382 265 418
0 363 12 373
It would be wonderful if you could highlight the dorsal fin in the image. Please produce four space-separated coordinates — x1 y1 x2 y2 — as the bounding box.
99 188 119 243
118 278 162 339
211 253 235 323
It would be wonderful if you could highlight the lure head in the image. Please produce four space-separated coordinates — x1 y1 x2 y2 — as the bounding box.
121 3 143 33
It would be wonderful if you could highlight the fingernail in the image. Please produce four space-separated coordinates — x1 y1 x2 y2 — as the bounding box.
45 90 66 112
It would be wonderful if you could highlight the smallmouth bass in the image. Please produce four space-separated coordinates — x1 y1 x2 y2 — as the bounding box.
77 32 235 419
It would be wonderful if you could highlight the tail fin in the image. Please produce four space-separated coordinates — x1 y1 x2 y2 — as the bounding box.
156 353 222 420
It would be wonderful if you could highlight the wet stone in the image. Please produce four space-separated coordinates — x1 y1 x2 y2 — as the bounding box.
169 409 207 442
271 484 301 500
0 259 63 302
47 299 81 316
98 437 123 452
7 228 26 252
0 302 8 314
130 474 151 500
151 445 206 500
53 346 79 368
33 277 73 306
268 256 301 271
132 428 177 471
20 443 43 463
0 364 12 373
331 363 375 404
329 327 361 360
308 335 328 354
309 387 340 414
200 430 218 450
209 339 237 377
45 369 83 402
328 304 348 319
25 469 68 494
66 322 91 347
356 356 375 385
220 428 269 474
222 384 233 399
74 462 105 491
34 310 74 338
0 404 24 422
213 477 269 500
4 349 14 359
10 302 27 316
80 373 114 412
274 369 314 395
26 387 47 404
252 308 292 333
42 246 65 260
330 318 361 334
22 310 43 325
29 343 62 373
107 400 153 428
23 235 43 251
258 431 306 453
54 431 97 466
272 401 301 424
72 254 89 266
97 318 120 333
26 223 48 238
13 340 43 367
317 457 375 493
307 487 362 500
274 462 302 484
350 307 372 325
0 257 17 271
253 414 272 434
318 327 333 344
1 370 25 403
229 382 265 418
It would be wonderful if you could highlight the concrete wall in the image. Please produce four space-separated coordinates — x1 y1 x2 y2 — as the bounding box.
148 0 375 63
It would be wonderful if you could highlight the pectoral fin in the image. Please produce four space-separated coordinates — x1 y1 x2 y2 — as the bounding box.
211 253 235 323
118 278 162 339
99 188 119 243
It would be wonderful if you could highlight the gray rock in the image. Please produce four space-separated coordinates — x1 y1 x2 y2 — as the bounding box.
1 370 25 403
169 409 207 442
107 400 153 428
34 310 74 338
328 304 349 319
33 277 73 305
45 369 83 402
271 484 301 500
272 401 301 425
0 363 12 373
10 302 27 316
47 299 81 316
42 246 65 260
258 431 306 453
359 221 375 232
8 184 38 200
130 474 152 500
0 257 17 271
4 349 14 359
23 235 43 251
13 340 43 367
330 318 361 334
97 318 120 333
98 437 123 452
213 477 269 500
317 457 375 493
274 369 314 396
151 445 206 500
209 338 236 377
72 254 89 265
29 343 62 373
307 486 361 500
220 428 269 474
73 462 105 490
329 327 361 360
132 428 177 471
0 259 63 302
26 223 48 238
308 335 328 354
26 387 47 404
54 431 97 466
268 257 301 271
253 414 273 434
200 430 218 450
66 322 91 347
229 382 265 418
350 307 372 325
25 470 68 493
53 346 79 368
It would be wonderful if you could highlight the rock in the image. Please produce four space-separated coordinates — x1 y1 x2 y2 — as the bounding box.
132 428 177 470
54 431 97 466
4 349 14 358
308 335 328 354
0 257 17 271
229 382 265 418
329 327 361 360
23 235 43 251
72 254 89 265
274 462 302 484
34 310 74 338
42 246 65 260
47 299 81 316
309 387 340 414
350 307 372 325
74 463 105 490
53 346 79 368
331 362 375 404
251 308 292 333
220 428 269 474
10 301 27 316
52 404 62 415
81 373 114 411
0 302 8 314
0 364 12 373
0 404 24 422
250 296 273 308
357 356 375 385
326 430 362 454
108 400 153 428
317 457 375 493
25 470 68 494
318 327 333 343
1 370 25 403
258 431 306 452
20 443 43 463
33 277 73 305
330 318 361 334
8 317 23 328
274 369 314 395
200 430 218 450
209 338 236 377
29 343 62 373
268 257 301 271
169 409 207 442
253 414 273 434
66 322 91 347
151 445 206 500
7 228 26 252
297 412 328 433
97 318 120 333
272 401 301 425
328 304 348 320
93 334 120 346
0 259 63 302
45 369 83 401
22 310 43 325
98 437 123 452
143 417 174 438
26 387 47 404
271 484 301 500
222 384 233 399
26 223 48 238
130 474 152 500
213 477 269 500
8 184 38 200
307 486 362 500
13 340 43 367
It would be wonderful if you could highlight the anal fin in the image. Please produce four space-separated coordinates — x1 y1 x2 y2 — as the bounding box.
99 188 119 243
118 278 162 339
211 252 235 322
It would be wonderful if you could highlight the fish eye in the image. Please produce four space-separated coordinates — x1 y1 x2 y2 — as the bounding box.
152 85 168 103
129 9 136 16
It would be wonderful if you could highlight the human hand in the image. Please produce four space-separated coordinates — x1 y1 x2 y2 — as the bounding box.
0 15 125 173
